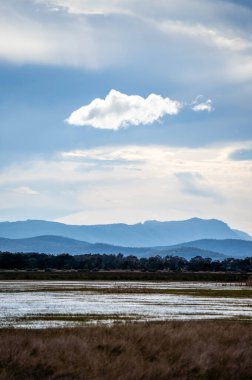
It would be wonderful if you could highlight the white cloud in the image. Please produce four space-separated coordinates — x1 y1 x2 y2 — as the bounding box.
158 20 252 52
66 90 182 130
0 2 121 69
36 0 135 16
191 97 213 112
12 186 40 195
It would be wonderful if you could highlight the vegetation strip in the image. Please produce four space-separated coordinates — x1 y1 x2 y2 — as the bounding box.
0 270 250 282
17 313 141 322
15 314 252 323
1 251 252 273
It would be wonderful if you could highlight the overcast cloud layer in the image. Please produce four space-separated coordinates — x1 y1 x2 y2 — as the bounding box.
0 0 252 233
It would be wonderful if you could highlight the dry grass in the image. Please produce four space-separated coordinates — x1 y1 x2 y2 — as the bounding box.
0 321 251 380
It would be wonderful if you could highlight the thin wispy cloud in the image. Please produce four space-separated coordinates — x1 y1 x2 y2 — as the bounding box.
36 0 135 16
66 90 182 130
12 186 40 195
175 172 221 199
192 98 213 112
158 20 252 52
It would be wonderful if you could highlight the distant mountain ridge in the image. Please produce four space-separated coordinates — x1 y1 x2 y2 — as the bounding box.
0 218 251 247
0 235 251 259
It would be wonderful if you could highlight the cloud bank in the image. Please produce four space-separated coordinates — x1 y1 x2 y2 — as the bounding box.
2 142 252 232
66 90 182 130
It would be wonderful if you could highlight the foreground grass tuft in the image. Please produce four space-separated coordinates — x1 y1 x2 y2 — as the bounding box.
0 321 251 379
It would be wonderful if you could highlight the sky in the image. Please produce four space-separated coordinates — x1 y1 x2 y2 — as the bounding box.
0 0 252 233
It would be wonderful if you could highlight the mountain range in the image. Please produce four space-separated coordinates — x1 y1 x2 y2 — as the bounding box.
0 218 251 259
0 218 250 247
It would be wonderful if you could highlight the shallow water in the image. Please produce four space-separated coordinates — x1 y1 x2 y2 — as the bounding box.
0 281 251 328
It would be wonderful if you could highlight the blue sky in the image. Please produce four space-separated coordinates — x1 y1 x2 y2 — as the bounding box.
0 0 252 233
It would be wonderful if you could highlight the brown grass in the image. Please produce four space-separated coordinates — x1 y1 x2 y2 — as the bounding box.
0 321 251 380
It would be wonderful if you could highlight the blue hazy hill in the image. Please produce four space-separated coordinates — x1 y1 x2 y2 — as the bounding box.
0 235 252 258
0 218 250 247
165 239 252 258
0 235 226 260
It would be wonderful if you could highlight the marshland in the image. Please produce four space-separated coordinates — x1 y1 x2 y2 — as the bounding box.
0 271 251 379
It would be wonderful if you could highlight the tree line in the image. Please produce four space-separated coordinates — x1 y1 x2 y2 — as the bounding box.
0 252 251 272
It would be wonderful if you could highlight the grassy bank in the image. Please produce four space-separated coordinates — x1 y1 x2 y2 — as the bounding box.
0 270 249 282
0 321 251 380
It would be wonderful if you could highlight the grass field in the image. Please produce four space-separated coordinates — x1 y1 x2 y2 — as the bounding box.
0 321 251 380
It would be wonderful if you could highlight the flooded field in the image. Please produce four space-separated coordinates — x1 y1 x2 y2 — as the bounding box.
0 281 251 328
